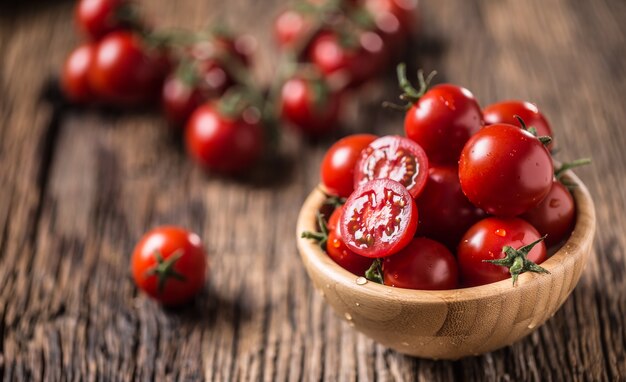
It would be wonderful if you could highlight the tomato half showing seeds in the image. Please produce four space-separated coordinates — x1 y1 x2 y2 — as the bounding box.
326 207 374 275
383 237 458 290
459 123 554 217
355 135 429 198
321 134 378 198
457 217 547 287
131 226 207 305
522 181 575 247
483 100 554 149
340 179 418 258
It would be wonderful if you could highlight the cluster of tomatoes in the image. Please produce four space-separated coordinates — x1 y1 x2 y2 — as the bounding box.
307 64 589 290
61 0 418 178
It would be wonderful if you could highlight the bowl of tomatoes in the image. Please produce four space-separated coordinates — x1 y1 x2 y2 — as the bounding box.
296 68 596 359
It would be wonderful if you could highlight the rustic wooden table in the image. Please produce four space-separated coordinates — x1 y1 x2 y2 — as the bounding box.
1 0 625 380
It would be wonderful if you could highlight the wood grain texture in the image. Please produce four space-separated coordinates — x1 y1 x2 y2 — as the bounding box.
0 0 624 380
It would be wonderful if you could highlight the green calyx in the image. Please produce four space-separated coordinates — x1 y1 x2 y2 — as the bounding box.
484 236 549 286
146 250 187 295
301 212 329 249
555 158 592 181
384 63 437 111
514 115 552 146
364 258 383 284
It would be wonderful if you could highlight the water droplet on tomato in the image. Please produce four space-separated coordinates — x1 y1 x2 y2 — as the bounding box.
495 228 506 237
356 277 367 285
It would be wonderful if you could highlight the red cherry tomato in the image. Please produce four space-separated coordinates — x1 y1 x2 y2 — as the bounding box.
161 74 206 126
457 217 547 287
185 104 263 173
274 10 311 48
320 134 378 198
383 237 458 290
415 166 485 249
483 100 554 149
75 0 134 40
89 31 169 105
61 43 97 103
340 179 418 258
326 207 373 275
131 226 207 305
365 0 418 34
355 135 429 198
280 75 342 136
522 181 575 247
459 123 554 216
404 84 483 165
308 31 386 87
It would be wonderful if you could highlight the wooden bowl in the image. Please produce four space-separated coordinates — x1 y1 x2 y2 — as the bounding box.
296 172 595 360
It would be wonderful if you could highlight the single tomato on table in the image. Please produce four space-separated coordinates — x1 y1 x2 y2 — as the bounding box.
457 217 547 287
459 123 554 217
340 179 418 258
320 134 378 198
131 226 207 305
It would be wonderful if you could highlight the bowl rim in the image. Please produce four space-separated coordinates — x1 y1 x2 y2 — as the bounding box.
296 170 596 304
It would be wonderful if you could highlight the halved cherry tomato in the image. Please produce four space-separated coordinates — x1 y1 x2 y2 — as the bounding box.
340 179 418 258
61 43 97 103
355 135 429 198
522 181 575 247
404 84 483 165
483 100 554 149
383 237 458 290
320 134 378 198
415 166 485 249
326 207 373 275
457 217 547 287
131 226 207 305
185 103 263 174
458 123 553 216
280 74 342 136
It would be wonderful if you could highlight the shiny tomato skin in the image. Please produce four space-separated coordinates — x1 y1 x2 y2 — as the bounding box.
274 10 310 48
280 76 342 136
365 0 418 34
404 84 483 165
458 123 554 217
383 237 458 290
75 0 129 40
457 217 547 287
161 74 206 126
326 208 373 275
415 166 485 249
185 104 263 174
483 100 553 149
522 181 575 247
308 31 386 87
89 31 169 105
320 134 378 198
131 226 207 305
61 43 97 103
340 179 418 258
355 135 429 198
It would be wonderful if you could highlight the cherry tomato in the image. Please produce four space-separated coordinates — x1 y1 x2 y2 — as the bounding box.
161 74 205 126
274 10 311 48
383 237 458 290
320 134 378 198
61 43 97 103
522 181 575 247
89 31 169 105
131 226 207 305
355 135 429 198
415 166 485 249
340 179 418 258
326 207 373 275
483 100 554 149
404 84 483 165
459 123 553 216
308 31 386 87
365 0 418 34
185 103 263 173
457 217 547 287
75 0 135 40
280 75 342 136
